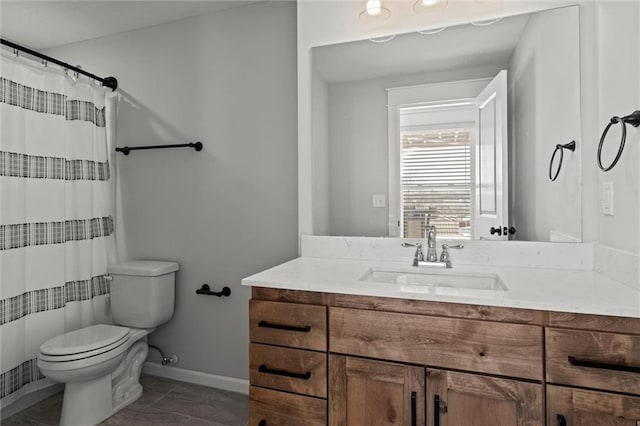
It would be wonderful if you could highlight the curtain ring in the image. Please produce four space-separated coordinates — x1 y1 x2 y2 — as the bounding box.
549 140 576 181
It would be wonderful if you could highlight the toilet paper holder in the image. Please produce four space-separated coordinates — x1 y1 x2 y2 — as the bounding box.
196 284 231 297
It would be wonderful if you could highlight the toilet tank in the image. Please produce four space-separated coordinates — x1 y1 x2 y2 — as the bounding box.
108 260 179 328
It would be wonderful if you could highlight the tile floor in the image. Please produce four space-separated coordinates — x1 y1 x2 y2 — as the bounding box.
2 374 249 426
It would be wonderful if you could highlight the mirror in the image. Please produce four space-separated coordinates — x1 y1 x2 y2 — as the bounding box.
312 6 581 242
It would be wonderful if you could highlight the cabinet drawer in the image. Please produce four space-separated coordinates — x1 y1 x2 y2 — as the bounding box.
250 300 327 351
249 386 326 426
547 385 640 425
250 343 327 398
546 328 640 395
330 307 543 380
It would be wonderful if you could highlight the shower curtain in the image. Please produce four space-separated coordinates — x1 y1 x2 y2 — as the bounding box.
0 52 116 407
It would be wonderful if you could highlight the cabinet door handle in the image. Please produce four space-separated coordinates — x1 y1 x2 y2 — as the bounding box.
258 320 311 333
258 364 311 380
258 421 267 426
568 356 640 374
411 391 417 426
557 414 567 426
434 394 440 426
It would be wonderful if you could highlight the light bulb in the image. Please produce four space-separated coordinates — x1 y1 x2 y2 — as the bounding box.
366 0 382 16
359 0 390 22
413 0 448 14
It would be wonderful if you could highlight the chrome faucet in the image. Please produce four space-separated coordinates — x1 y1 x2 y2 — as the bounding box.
402 225 464 268
426 225 438 262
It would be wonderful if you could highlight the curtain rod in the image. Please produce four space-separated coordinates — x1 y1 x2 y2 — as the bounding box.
0 38 118 91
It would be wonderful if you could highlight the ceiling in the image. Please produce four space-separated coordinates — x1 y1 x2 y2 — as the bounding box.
313 12 530 83
0 1 259 50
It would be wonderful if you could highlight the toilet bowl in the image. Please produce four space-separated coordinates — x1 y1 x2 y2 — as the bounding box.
37 260 178 426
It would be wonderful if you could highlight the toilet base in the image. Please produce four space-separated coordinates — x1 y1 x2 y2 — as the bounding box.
56 328 153 426
60 375 112 426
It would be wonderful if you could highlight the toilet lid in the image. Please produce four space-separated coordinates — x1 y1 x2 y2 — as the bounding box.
40 324 130 356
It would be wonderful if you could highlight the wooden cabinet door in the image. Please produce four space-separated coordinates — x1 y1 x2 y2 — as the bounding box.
426 368 543 426
547 385 640 426
329 355 425 426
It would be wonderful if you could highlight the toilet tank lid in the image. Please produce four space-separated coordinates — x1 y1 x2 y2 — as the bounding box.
108 260 179 276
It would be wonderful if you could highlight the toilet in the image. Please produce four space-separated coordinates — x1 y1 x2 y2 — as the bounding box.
37 260 178 426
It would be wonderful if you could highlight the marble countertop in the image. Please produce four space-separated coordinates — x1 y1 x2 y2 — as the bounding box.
242 256 640 318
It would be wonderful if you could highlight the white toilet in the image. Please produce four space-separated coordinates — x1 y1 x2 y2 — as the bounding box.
37 260 178 426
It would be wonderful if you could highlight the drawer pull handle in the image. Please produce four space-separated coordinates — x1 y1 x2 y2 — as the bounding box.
258 364 311 380
557 414 567 426
258 421 267 426
411 391 417 426
568 356 640 374
258 320 311 333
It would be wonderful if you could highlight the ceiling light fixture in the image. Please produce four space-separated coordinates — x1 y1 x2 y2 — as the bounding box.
417 27 447 35
359 0 391 21
413 0 448 14
369 34 396 43
470 17 502 26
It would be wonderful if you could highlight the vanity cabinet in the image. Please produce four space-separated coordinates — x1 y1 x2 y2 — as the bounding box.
249 288 640 426
427 369 543 426
248 299 328 425
329 355 425 425
544 314 640 425
546 385 640 426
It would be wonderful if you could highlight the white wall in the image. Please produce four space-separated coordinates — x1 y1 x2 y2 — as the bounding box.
47 1 298 381
595 1 639 253
508 6 581 242
591 1 640 288
325 66 504 236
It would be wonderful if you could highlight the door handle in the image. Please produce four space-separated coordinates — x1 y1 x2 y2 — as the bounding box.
557 414 567 426
411 391 417 426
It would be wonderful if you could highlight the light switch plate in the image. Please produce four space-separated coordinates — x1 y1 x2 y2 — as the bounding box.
372 194 386 208
602 181 614 216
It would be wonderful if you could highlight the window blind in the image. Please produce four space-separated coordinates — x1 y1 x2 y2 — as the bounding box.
401 130 471 239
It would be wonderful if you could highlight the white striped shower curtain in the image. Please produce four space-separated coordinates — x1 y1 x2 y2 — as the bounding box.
0 52 117 408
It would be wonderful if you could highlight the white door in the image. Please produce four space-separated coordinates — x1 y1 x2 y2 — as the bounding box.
472 70 508 240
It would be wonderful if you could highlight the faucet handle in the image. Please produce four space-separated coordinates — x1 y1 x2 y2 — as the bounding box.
402 242 422 248
402 242 424 263
440 244 464 263
442 243 464 250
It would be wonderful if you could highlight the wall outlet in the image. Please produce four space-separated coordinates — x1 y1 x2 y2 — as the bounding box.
372 194 386 208
602 181 614 216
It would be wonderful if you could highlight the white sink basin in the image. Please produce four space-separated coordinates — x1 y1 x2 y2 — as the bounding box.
359 268 507 294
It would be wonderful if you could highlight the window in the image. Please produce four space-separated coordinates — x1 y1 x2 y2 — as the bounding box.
401 127 472 239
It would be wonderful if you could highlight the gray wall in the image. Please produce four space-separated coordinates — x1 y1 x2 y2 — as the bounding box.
47 1 298 381
508 6 581 242
325 65 504 237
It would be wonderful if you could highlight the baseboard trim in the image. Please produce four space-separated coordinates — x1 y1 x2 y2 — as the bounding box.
142 362 249 395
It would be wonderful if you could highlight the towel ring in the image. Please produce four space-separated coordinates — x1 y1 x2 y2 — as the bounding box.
597 110 640 172
549 140 576 182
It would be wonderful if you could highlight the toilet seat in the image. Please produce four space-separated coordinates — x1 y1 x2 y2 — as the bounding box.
39 324 130 362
